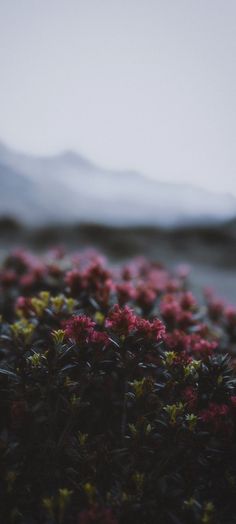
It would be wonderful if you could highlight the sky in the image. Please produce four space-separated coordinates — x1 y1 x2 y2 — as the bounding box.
0 0 235 194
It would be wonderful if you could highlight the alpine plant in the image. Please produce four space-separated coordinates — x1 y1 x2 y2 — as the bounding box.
0 248 236 523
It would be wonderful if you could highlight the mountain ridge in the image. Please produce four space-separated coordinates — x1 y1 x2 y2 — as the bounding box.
0 140 235 227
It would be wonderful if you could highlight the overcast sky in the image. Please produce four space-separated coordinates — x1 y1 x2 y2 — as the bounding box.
0 0 235 194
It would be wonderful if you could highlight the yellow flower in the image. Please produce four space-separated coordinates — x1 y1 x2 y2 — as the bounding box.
11 320 35 344
58 488 73 523
165 351 177 366
132 472 144 491
84 483 96 503
164 402 184 425
145 423 152 435
202 501 214 524
132 378 146 398
184 360 201 378
28 353 42 368
31 298 45 317
42 497 54 519
78 432 88 446
52 329 65 344
185 413 198 431
51 295 65 313
66 298 76 313
39 291 50 306
95 311 105 325
6 470 17 492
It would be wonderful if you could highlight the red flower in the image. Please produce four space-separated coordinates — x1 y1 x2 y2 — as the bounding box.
225 306 236 328
180 292 197 311
199 402 230 431
166 278 181 293
116 283 136 306
207 297 225 322
47 263 62 278
164 330 190 353
136 285 157 310
64 315 95 344
230 396 236 408
20 273 36 289
78 506 118 524
160 296 181 326
183 386 198 409
191 337 217 357
1 269 17 288
95 278 114 308
106 305 136 336
177 310 194 329
15 296 32 316
121 266 133 281
65 269 85 296
20 267 45 290
135 317 166 342
90 331 109 348
85 262 112 290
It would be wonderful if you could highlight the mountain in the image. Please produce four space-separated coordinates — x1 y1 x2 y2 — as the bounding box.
0 141 235 226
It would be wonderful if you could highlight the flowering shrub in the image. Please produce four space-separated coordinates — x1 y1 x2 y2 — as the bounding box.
0 248 236 523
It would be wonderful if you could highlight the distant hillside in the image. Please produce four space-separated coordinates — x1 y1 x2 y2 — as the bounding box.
0 141 236 226
0 216 235 269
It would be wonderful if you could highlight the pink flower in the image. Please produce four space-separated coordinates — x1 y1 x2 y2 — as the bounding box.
183 386 198 408
146 268 169 293
20 272 36 289
116 283 136 306
135 317 166 342
85 262 111 290
64 315 95 344
47 245 65 260
180 292 197 311
106 305 136 336
20 267 45 289
160 296 181 326
191 337 217 357
95 278 114 308
91 331 109 348
121 266 133 281
1 269 17 288
15 296 32 316
225 306 236 328
164 330 191 353
176 264 191 279
136 285 157 310
207 297 225 321
47 263 62 278
177 310 194 329
166 278 181 293
65 269 85 296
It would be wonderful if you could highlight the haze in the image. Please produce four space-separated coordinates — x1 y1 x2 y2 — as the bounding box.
0 0 235 194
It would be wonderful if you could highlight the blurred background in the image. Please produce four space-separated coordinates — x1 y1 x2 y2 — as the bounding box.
0 0 236 301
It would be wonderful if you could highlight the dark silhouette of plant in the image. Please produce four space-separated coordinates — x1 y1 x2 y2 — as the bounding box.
0 248 236 523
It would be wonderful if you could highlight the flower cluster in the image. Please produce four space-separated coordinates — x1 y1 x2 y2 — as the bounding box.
0 247 236 523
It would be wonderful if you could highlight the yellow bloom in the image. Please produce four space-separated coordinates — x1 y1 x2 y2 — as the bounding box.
164 402 184 425
52 329 65 344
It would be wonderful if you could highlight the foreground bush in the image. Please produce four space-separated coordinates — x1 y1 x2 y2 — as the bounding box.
0 248 236 523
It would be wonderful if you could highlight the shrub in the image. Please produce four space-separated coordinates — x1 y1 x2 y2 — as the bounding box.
0 248 236 523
